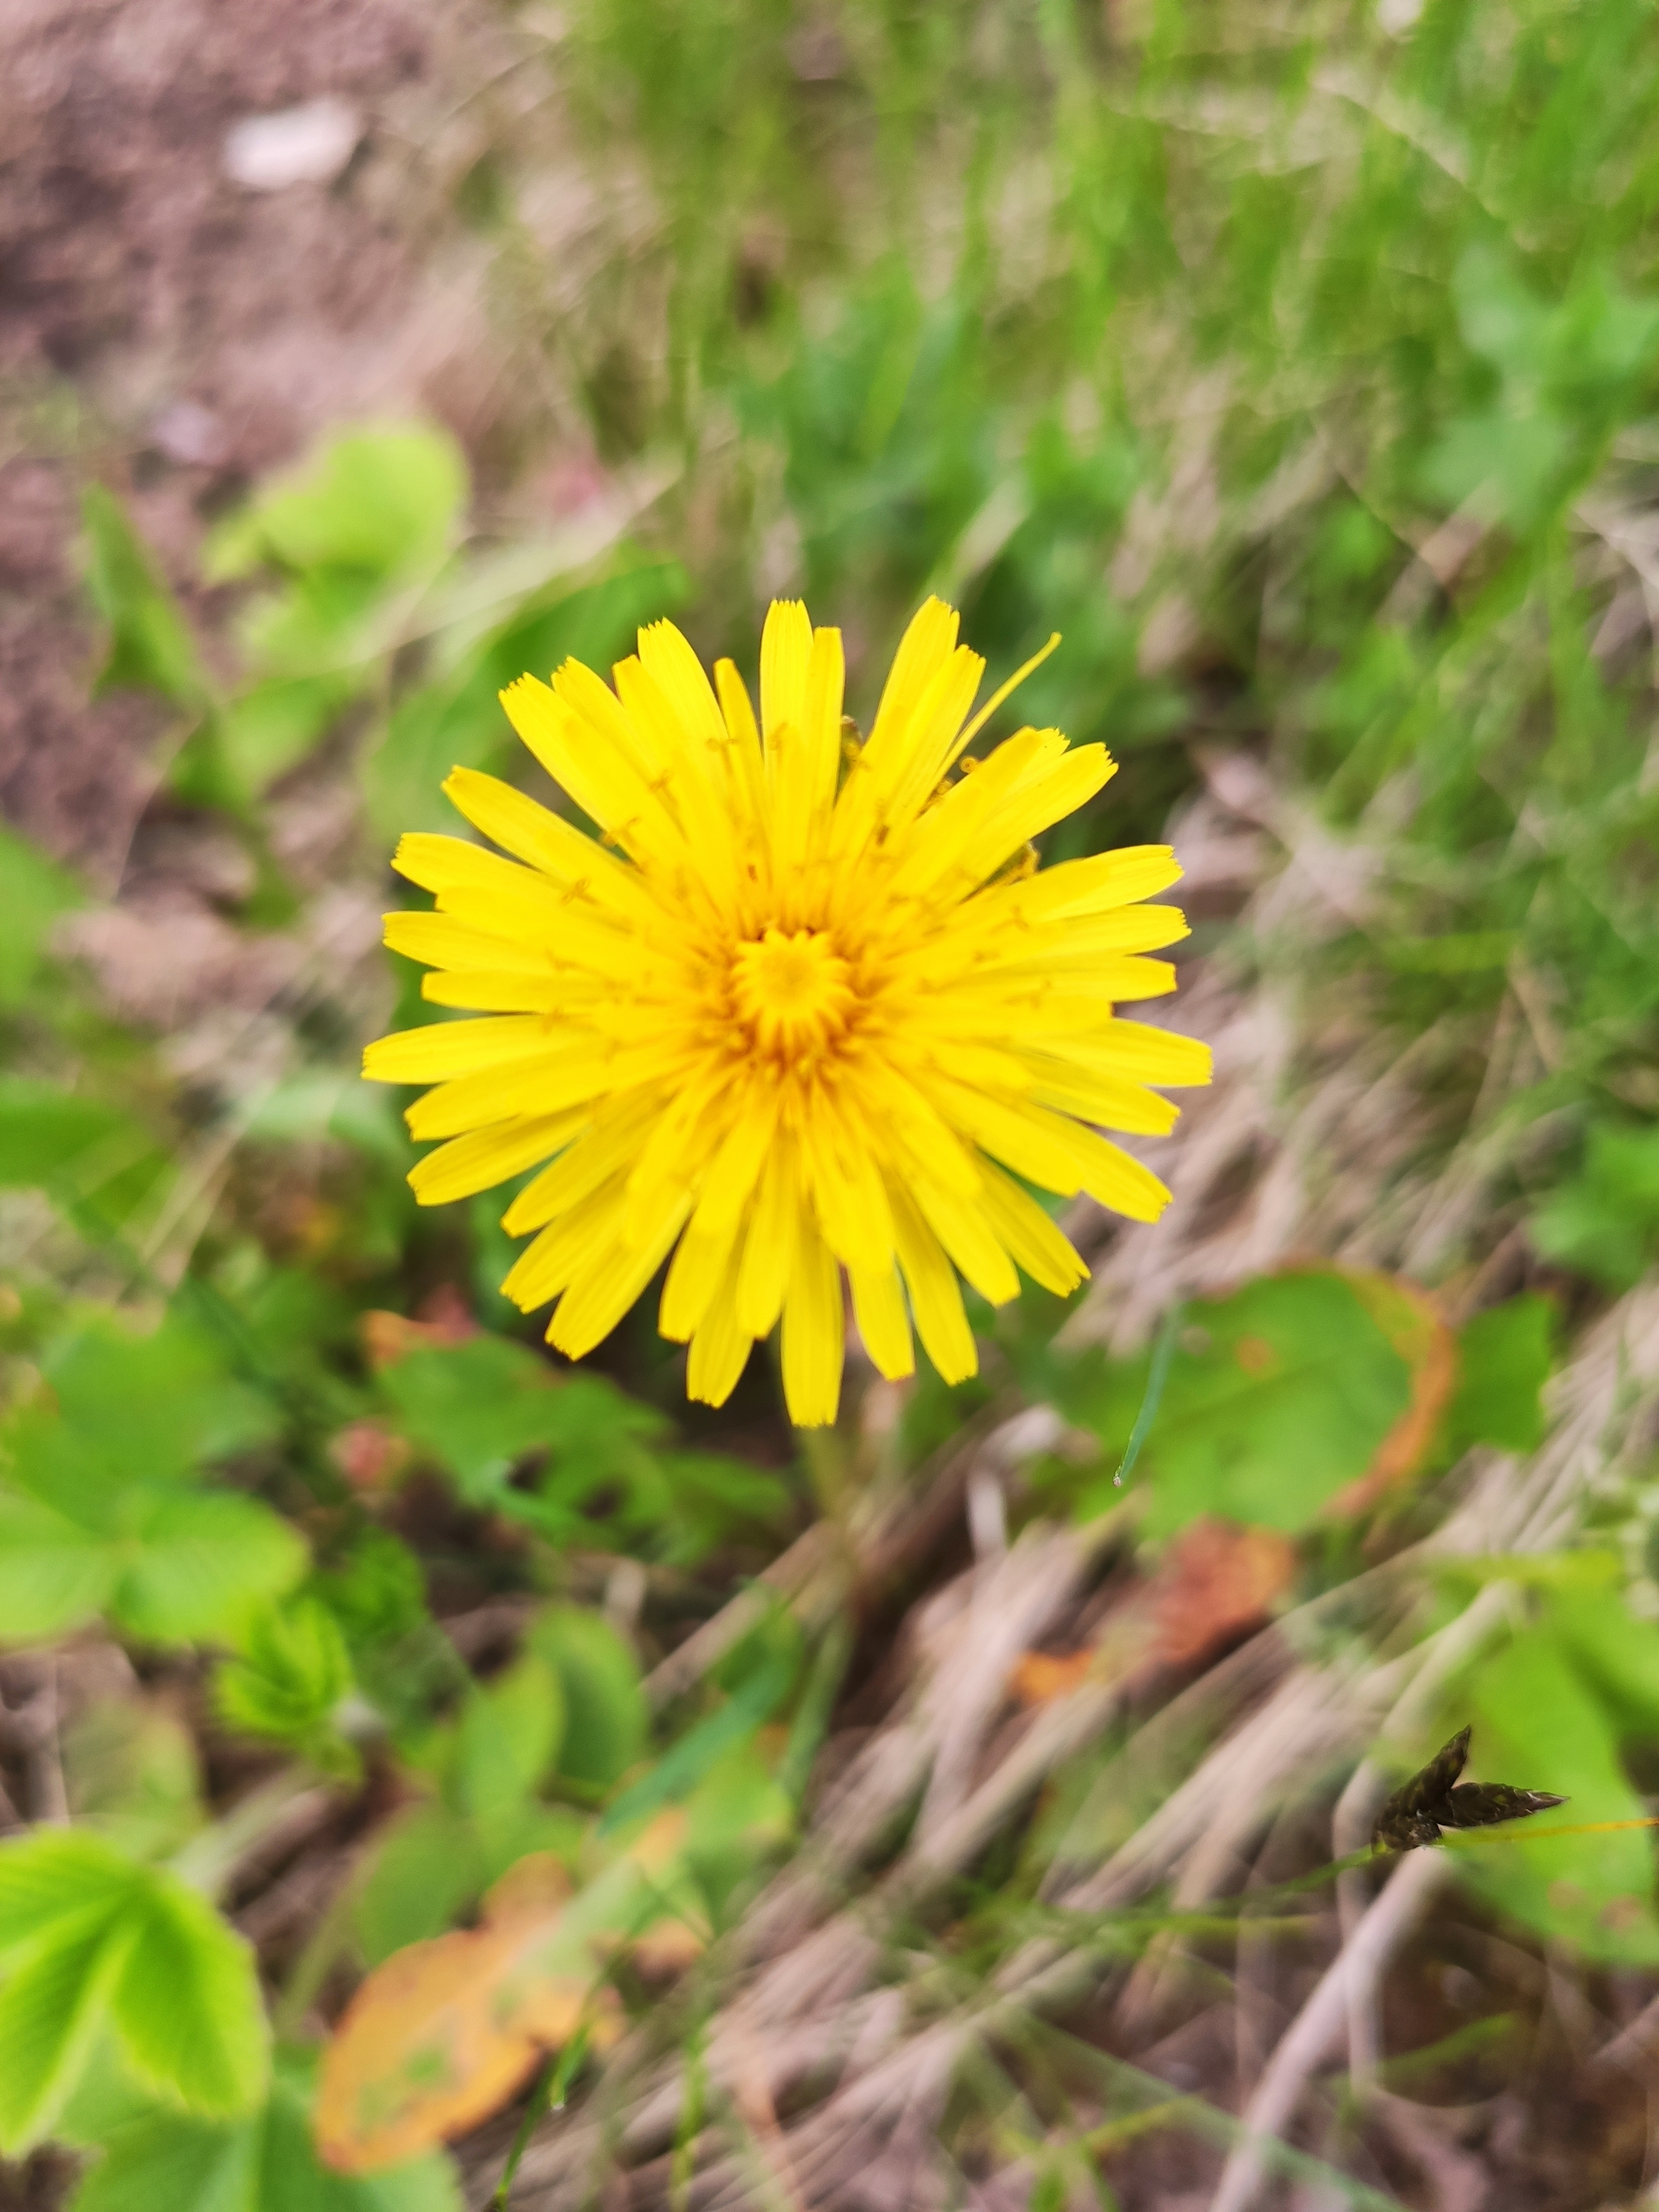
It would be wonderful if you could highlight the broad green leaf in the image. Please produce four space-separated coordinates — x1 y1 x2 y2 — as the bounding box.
81 487 207 705
36 1312 276 1486
0 1833 267 2130
205 428 467 584
109 1492 309 1646
376 1335 577 1502
214 676 353 801
0 825 81 1009
528 1605 648 1790
0 1079 170 1236
0 1912 137 2151
1530 1123 1659 1292
1547 1588 1659 1737
451 1656 565 1822
1458 1609 1659 1964
0 1830 139 1961
1444 1295 1555 1455
65 2053 461 2212
352 1805 484 1967
0 1493 119 1641
377 1339 672 1545
214 1600 354 1752
0 1486 303 1650
111 1873 268 2114
1052 1272 1411 1536
70 2109 254 2212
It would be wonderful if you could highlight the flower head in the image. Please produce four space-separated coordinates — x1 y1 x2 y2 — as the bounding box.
364 598 1209 1425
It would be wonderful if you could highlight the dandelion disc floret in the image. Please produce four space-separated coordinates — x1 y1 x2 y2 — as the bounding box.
363 598 1210 1425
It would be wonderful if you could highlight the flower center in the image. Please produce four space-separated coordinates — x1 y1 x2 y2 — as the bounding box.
730 927 856 1060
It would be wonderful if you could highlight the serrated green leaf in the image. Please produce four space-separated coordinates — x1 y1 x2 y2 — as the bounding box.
0 1911 138 2152
0 1831 139 1963
109 1492 309 1646
111 1874 268 2115
69 2108 254 2212
65 2052 463 2212
0 1493 119 1642
214 1600 353 1749
36 1313 277 1486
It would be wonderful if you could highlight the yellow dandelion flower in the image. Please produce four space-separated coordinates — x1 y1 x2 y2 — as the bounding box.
363 598 1210 1426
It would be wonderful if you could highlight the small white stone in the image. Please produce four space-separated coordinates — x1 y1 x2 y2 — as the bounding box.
224 98 361 192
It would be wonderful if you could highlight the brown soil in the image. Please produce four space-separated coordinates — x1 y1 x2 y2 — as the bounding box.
0 0 497 882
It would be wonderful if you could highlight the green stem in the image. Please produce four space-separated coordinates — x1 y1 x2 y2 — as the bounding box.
492 2024 591 2207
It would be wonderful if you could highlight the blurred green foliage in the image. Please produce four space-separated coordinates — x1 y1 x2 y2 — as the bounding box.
2 0 1659 2189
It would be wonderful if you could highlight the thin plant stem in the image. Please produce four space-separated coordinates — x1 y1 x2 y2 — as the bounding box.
1114 1304 1183 1490
492 2024 592 2208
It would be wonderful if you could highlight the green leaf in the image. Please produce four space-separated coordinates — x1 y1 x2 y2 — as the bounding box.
0 1079 171 1237
0 1493 120 1641
109 1492 309 1647
376 1336 575 1502
450 1655 565 1825
528 1605 648 1790
0 1829 139 1963
214 1600 354 1753
1459 1609 1659 1964
1531 1123 1659 1292
111 1873 268 2115
64 2053 461 2212
352 1805 484 1968
1052 1272 1412 1536
311 1529 429 1655
213 677 355 802
0 1912 137 2151
0 825 82 1010
0 1353 305 1646
81 487 207 705
36 1312 277 1486
0 1833 267 2133
69 2108 254 2212
1444 1295 1555 1455
204 428 467 584
377 1338 673 1545
261 2052 462 2212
